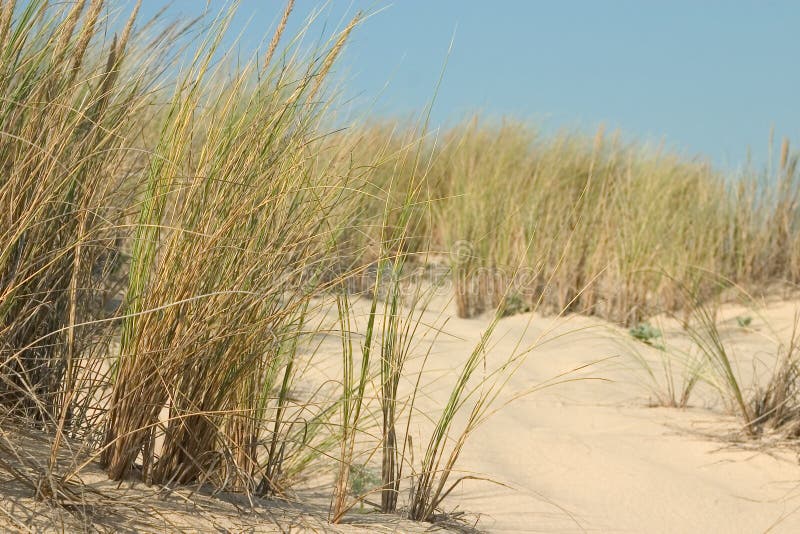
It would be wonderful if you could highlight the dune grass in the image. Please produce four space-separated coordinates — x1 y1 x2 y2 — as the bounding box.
4 0 800 529
681 287 800 438
0 1 543 525
619 277 800 440
343 119 800 325
0 0 143 423
102 5 365 489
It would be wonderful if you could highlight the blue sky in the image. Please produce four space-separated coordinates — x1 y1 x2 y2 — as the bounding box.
133 1 800 170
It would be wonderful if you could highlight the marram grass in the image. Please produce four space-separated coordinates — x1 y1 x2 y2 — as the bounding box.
2 0 800 529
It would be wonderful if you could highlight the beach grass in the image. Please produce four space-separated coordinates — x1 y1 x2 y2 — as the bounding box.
2 0 800 529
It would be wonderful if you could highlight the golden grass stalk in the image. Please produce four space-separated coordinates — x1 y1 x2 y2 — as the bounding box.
263 0 294 70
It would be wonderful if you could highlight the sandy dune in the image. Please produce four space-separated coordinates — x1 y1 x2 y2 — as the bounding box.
3 295 800 533
400 297 800 533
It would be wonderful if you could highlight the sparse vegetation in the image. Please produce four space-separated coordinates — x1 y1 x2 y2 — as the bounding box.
619 323 704 408
621 281 800 439
681 293 800 439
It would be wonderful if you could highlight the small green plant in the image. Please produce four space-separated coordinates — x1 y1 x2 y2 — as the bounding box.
736 315 752 328
629 322 663 348
499 292 531 318
349 464 381 501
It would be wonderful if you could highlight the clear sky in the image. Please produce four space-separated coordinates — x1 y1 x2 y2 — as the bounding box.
134 1 800 170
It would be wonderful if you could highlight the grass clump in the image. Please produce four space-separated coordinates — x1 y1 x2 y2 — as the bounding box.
0 0 147 425
102 7 364 489
623 278 800 436
681 292 800 439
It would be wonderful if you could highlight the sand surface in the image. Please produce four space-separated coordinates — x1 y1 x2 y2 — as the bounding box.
393 296 800 533
3 295 800 532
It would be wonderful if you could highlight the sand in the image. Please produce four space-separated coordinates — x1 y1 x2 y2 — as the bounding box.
3 294 800 532
406 297 800 533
